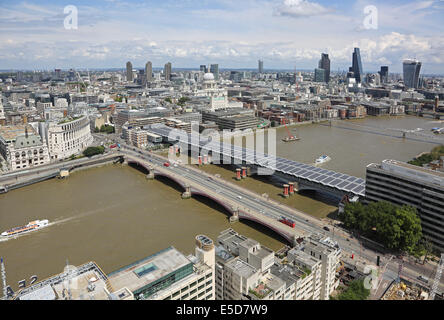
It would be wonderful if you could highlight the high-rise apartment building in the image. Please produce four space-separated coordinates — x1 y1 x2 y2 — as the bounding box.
164 62 172 81
318 53 330 82
403 59 422 89
258 60 264 73
214 229 341 301
352 48 363 83
145 61 153 83
126 61 133 82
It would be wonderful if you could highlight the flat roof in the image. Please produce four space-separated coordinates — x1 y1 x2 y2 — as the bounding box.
0 124 37 141
108 247 192 295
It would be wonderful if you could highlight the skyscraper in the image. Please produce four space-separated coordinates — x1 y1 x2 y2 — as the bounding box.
210 64 219 80
164 62 172 81
403 59 422 89
351 48 363 83
145 61 153 83
318 53 330 83
258 60 264 73
200 65 208 73
378 66 389 84
126 61 133 82
314 68 326 82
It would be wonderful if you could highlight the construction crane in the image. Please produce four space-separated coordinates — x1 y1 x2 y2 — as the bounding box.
281 118 300 142
429 253 444 300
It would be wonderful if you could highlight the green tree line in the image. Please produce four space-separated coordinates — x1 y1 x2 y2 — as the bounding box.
340 201 423 255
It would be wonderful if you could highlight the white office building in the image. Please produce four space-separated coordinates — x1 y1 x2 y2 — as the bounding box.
40 116 93 160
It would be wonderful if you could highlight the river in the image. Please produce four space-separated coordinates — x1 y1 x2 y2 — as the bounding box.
0 115 442 293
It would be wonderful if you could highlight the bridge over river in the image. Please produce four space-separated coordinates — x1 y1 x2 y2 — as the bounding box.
146 124 366 199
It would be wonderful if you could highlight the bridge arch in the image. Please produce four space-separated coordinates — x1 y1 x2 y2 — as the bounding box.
238 211 294 245
190 189 236 216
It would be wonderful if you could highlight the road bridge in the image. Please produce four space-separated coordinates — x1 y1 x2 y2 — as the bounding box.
124 150 309 246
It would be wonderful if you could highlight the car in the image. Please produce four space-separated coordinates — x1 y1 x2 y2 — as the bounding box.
237 196 242 199
163 162 170 167
417 275 429 283
323 226 330 232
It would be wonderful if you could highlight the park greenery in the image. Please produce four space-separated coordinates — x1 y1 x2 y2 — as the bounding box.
177 96 190 107
94 125 115 134
408 145 444 167
164 97 172 104
83 146 105 157
340 201 423 255
332 280 370 300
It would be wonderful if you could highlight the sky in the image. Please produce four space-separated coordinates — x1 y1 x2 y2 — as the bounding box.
0 0 443 73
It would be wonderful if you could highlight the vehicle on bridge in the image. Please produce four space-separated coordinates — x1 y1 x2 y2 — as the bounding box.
279 217 295 228
163 162 170 167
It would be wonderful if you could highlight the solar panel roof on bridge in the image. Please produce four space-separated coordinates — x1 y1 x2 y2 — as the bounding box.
148 125 366 196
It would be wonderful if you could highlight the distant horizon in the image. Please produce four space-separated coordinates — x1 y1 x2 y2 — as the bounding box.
1 67 443 78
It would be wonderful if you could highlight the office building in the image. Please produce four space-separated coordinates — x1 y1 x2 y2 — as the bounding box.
12 235 215 300
318 54 330 82
164 62 172 81
258 60 264 74
403 59 422 89
126 61 133 82
41 116 94 160
379 66 389 84
0 97 5 125
210 64 219 80
352 48 363 83
200 65 208 73
314 68 326 83
365 160 444 251
108 235 215 300
0 125 50 171
145 61 153 83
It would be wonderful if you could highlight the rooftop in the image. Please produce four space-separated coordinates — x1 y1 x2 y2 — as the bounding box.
108 247 192 296
0 124 37 142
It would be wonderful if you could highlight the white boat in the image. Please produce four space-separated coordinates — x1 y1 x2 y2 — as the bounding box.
315 155 331 164
1 219 49 237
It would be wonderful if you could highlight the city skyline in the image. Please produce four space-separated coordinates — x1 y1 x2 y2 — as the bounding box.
0 0 443 73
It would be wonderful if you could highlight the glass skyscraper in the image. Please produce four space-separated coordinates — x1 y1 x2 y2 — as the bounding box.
318 53 330 83
258 60 264 73
403 59 422 89
352 48 363 83
210 64 219 80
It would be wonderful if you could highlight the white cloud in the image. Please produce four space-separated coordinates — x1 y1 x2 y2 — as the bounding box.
274 0 334 18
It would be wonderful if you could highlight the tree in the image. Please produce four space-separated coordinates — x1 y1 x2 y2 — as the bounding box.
83 146 105 157
164 97 172 103
333 280 370 300
340 201 422 254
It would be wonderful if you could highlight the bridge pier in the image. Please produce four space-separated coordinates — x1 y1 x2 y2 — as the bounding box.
282 184 289 198
289 182 294 195
236 168 242 181
246 166 251 177
229 207 239 223
182 184 191 199
146 169 155 180
241 167 247 179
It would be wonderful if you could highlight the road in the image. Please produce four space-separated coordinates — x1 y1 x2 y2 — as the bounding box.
117 140 444 296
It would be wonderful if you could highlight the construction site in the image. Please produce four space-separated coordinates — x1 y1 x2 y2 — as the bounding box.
381 280 431 300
